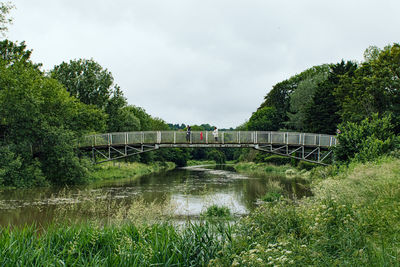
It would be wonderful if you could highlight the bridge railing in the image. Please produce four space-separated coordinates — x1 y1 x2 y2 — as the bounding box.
78 131 337 148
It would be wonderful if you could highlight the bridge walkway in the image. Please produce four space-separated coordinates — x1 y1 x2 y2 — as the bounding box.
78 131 337 165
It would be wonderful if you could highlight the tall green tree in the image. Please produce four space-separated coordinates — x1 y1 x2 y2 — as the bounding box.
247 106 280 131
51 59 116 109
335 43 400 132
286 65 329 131
303 61 357 134
0 43 106 186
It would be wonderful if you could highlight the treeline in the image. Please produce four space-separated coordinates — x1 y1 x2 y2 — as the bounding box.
0 39 184 187
0 39 235 188
241 44 400 163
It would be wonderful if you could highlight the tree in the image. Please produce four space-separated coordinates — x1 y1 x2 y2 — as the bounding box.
247 106 281 131
335 43 400 133
303 61 357 134
259 79 296 127
363 45 381 62
0 40 41 68
0 51 99 186
51 59 116 109
149 117 169 130
334 114 398 163
128 106 152 130
286 65 329 131
0 2 14 36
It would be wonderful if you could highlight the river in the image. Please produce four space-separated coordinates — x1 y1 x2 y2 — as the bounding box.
0 165 310 227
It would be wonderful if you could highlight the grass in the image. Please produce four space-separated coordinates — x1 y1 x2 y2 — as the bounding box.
211 157 400 266
186 160 216 166
2 157 400 266
0 221 232 266
88 161 175 182
234 162 295 177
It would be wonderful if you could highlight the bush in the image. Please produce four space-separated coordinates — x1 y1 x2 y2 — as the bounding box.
0 145 47 187
207 150 226 164
201 205 231 218
255 154 292 165
334 114 399 163
261 191 281 202
297 161 318 170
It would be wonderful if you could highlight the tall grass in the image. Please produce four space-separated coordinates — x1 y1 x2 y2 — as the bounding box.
88 161 175 182
212 157 400 266
0 221 232 266
234 162 295 176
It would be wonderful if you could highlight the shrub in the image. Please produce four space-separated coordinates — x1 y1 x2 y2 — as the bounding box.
334 114 399 163
261 191 281 202
256 155 292 165
207 150 226 164
297 161 318 170
201 205 231 218
261 179 284 202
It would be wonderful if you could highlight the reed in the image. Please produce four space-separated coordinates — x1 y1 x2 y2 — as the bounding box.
0 221 233 266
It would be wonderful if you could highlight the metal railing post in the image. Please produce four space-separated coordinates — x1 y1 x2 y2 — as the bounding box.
222 132 224 144
174 132 176 144
206 131 208 144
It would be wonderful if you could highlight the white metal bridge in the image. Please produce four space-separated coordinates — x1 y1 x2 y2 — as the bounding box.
78 131 337 165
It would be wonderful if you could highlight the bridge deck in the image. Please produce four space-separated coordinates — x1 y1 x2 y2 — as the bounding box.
78 131 337 148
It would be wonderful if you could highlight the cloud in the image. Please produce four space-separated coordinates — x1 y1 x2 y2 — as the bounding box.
8 0 400 128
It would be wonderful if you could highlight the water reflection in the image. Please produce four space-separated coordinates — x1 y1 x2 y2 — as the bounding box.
0 165 310 227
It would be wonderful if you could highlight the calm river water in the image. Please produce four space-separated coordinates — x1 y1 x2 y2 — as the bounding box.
0 165 310 227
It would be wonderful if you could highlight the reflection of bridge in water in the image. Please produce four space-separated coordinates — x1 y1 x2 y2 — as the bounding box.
78 131 337 165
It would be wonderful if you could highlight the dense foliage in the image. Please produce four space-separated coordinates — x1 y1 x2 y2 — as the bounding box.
245 44 400 164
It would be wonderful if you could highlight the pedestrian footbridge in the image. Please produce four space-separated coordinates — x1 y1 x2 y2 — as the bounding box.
78 131 337 165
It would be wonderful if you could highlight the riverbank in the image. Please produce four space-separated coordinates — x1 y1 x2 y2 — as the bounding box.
234 161 295 176
213 156 400 266
1 157 399 265
88 161 176 182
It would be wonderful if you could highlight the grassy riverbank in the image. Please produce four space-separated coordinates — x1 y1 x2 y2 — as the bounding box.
1 157 399 266
88 161 176 182
186 159 217 166
212 157 400 266
234 161 295 176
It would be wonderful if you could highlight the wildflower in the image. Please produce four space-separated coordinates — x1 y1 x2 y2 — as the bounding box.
232 259 240 266
249 249 259 254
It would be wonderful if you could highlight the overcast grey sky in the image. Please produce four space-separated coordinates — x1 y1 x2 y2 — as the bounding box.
7 0 400 128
